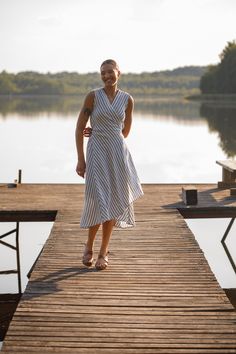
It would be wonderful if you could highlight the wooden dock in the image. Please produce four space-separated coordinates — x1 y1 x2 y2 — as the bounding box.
0 183 236 353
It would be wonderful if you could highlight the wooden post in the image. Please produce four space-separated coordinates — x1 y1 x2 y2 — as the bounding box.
182 186 198 206
230 188 236 196
18 169 22 184
222 168 234 183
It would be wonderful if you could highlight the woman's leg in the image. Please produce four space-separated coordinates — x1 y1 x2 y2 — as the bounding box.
96 220 114 269
100 220 114 255
83 224 100 266
86 224 100 251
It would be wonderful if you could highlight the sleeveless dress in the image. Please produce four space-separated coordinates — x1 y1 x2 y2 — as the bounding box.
80 88 143 229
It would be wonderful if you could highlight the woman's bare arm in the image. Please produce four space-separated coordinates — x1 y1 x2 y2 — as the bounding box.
122 96 134 138
75 91 94 177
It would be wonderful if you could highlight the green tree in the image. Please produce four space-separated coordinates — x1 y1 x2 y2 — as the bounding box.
0 71 18 94
200 40 236 94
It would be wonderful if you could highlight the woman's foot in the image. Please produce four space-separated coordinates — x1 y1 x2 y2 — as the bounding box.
82 247 93 267
95 254 109 271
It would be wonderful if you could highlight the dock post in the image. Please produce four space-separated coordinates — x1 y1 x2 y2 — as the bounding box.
16 222 22 294
18 169 22 184
221 217 236 275
0 223 22 295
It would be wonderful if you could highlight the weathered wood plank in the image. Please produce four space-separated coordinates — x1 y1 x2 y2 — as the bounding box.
0 184 236 353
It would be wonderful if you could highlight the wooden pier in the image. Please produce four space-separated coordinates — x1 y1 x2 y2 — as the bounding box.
0 183 236 353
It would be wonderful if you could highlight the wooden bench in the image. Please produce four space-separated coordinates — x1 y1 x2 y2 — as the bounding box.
216 160 236 188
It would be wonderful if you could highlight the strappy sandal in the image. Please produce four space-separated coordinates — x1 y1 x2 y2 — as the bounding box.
95 254 109 271
82 248 93 267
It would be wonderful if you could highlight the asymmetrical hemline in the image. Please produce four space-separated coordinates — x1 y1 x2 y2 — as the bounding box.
80 88 143 229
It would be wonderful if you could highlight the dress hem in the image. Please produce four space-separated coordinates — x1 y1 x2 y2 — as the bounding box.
80 192 143 229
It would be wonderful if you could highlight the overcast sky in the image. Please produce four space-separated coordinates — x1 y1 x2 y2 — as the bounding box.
0 0 236 74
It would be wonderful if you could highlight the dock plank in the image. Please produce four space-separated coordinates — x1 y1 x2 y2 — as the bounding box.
0 184 236 353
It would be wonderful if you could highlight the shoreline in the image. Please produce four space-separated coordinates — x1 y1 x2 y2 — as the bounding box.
186 93 236 101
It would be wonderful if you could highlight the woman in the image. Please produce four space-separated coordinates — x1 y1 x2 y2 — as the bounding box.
75 59 143 270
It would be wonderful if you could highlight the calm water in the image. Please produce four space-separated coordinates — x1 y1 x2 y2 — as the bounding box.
0 95 236 291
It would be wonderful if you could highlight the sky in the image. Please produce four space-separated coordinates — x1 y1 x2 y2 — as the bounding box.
0 0 236 74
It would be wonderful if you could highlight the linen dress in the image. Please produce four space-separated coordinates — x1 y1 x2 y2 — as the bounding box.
80 88 143 229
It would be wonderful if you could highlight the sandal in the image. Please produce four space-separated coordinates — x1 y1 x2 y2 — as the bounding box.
95 254 109 271
82 248 93 267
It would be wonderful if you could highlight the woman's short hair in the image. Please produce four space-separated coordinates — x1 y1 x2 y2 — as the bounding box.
100 59 119 71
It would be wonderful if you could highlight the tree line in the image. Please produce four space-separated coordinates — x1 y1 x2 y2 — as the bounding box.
200 40 236 94
0 66 206 96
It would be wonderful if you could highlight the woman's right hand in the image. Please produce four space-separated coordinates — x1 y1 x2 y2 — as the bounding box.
83 127 92 137
76 160 86 178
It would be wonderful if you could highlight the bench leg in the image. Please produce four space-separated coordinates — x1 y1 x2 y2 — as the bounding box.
222 168 235 183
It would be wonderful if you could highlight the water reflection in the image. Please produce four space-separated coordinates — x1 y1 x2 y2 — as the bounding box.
0 96 83 118
135 96 201 122
2 95 236 156
0 95 202 121
200 102 236 157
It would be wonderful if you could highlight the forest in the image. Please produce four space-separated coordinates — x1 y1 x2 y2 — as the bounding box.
0 66 206 96
1 39 235 97
200 40 236 94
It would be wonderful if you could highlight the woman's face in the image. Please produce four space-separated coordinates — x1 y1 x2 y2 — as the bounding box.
100 63 120 88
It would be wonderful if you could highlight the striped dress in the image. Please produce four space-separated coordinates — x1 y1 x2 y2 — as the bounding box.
80 88 143 228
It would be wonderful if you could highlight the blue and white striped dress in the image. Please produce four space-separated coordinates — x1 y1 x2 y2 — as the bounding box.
80 88 143 229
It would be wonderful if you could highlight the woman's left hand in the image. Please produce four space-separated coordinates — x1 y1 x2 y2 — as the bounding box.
76 160 86 178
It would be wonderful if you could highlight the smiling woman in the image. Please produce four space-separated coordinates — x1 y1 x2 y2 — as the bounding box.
75 59 143 271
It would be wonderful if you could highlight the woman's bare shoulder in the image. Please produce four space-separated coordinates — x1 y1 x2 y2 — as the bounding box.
86 90 95 100
83 90 95 107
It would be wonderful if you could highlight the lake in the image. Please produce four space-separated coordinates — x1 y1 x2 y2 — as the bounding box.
0 95 236 292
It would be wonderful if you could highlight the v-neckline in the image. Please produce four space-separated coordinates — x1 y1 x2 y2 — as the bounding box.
102 88 120 105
